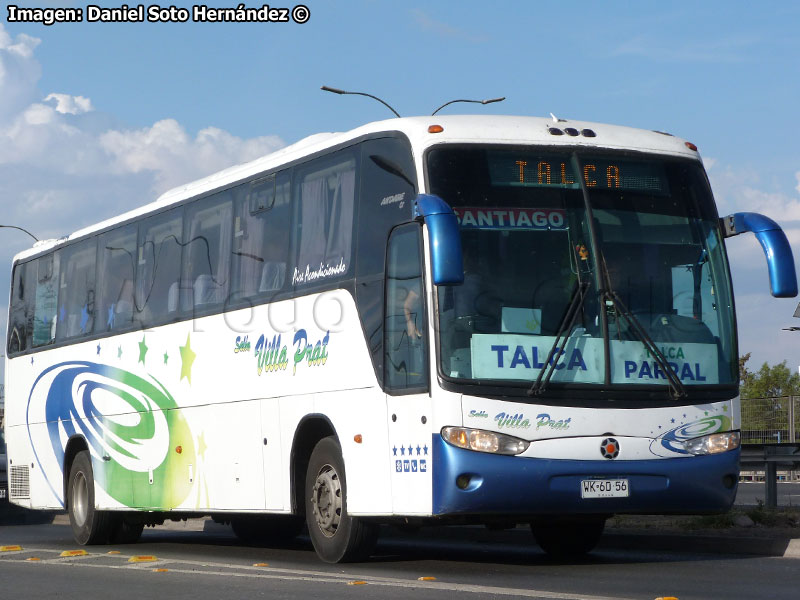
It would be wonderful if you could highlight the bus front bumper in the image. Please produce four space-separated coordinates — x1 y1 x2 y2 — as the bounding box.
431 435 739 516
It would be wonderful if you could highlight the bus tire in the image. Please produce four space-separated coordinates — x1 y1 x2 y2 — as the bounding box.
231 515 304 545
531 516 606 559
305 436 377 563
67 450 114 545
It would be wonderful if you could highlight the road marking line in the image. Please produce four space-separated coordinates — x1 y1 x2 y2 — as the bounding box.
5 557 635 599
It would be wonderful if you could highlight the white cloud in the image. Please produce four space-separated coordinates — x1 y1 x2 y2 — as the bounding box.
709 162 800 220
0 27 41 124
100 120 283 193
0 22 284 212
44 92 92 115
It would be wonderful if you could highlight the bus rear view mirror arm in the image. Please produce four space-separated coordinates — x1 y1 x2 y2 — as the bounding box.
720 212 798 298
414 194 464 286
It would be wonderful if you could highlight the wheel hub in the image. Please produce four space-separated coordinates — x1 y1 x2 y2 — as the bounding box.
72 471 89 527
311 464 342 538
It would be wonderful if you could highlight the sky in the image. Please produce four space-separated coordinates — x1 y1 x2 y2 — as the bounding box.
1 0 799 380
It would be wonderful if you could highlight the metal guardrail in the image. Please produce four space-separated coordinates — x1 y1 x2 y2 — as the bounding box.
739 443 800 508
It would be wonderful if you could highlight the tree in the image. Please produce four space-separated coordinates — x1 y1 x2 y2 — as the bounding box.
740 354 800 399
739 355 800 444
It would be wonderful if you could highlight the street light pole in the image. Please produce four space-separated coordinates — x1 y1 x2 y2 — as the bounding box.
0 224 38 242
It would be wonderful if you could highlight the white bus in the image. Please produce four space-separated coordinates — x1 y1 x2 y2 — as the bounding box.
4 115 796 562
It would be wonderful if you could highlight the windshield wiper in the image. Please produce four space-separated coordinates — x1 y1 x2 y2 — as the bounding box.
528 279 591 397
569 151 685 400
601 288 686 399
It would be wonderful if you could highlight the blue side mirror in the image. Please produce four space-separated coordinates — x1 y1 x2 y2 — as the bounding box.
414 194 464 286
721 212 798 298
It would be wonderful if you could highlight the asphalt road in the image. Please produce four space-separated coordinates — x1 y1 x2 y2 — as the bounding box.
734 481 800 506
1 481 797 600
2 519 800 600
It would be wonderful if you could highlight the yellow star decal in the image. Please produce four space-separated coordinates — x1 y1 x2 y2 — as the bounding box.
179 333 196 383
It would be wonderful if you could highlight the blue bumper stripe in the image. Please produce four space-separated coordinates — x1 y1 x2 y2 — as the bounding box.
432 435 739 516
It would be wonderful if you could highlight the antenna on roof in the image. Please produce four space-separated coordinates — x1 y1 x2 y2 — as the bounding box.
321 85 401 118
431 97 505 116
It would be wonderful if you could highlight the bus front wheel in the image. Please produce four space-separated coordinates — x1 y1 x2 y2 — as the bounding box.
304 436 377 563
67 450 115 545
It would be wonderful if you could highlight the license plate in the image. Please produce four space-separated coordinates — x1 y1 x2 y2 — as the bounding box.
581 478 629 499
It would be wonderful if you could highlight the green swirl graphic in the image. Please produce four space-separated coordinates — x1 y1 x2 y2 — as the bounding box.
35 361 195 510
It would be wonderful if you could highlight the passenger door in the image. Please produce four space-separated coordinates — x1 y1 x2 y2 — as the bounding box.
384 224 433 515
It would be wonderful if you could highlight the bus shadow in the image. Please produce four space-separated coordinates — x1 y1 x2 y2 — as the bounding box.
369 526 759 567
136 522 760 567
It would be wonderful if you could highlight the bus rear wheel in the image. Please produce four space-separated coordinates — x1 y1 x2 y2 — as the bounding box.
304 436 377 563
531 516 606 559
67 450 115 545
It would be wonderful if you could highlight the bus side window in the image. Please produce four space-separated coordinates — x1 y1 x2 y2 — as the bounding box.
292 149 359 288
384 224 427 392
182 193 233 311
96 224 137 333
8 260 37 354
32 253 59 347
135 208 183 328
56 238 97 341
230 170 291 302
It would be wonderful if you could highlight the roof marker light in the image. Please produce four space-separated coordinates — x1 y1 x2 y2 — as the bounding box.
685 142 698 151
581 129 596 138
548 127 564 136
564 127 580 137
428 125 444 134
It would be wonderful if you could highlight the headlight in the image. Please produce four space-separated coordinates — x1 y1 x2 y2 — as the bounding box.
684 431 741 455
441 426 529 455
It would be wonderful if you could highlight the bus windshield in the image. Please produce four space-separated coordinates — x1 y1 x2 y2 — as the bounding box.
428 146 737 393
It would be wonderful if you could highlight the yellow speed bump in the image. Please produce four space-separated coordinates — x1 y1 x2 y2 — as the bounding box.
128 555 158 563
347 581 368 586
153 568 169 573
107 550 121 555
26 557 41 562
655 597 679 600
0 545 22 552
418 576 437 581
252 563 269 567
60 550 88 557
